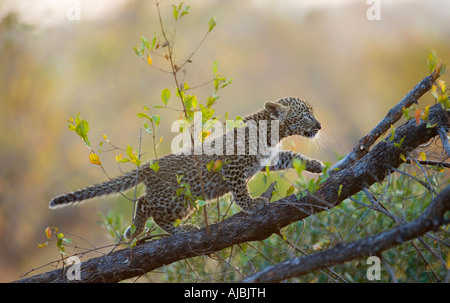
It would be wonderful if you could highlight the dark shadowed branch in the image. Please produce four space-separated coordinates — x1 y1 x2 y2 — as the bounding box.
243 185 450 283
15 71 449 283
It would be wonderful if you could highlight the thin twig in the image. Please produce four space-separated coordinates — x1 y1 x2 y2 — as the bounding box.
437 126 450 156
405 158 450 168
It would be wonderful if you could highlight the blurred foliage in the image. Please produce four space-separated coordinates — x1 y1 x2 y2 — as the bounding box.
1 0 450 282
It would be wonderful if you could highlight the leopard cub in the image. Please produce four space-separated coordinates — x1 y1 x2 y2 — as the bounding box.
49 97 325 238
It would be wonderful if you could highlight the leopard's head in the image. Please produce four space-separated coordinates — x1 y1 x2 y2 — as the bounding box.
264 97 321 139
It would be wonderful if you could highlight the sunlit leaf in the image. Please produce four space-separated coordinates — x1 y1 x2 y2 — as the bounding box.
414 109 421 126
75 120 89 138
137 112 150 120
293 158 306 175
143 121 153 135
206 161 214 172
151 114 161 127
38 242 48 248
389 125 395 141
133 45 141 57
212 160 222 172
126 145 141 166
337 184 344 197
419 152 426 161
427 50 438 73
286 185 295 196
45 227 52 239
161 88 170 105
147 54 152 65
150 32 157 50
141 35 150 50
149 161 160 172
399 153 406 162
89 153 102 165
208 16 216 32
197 200 207 207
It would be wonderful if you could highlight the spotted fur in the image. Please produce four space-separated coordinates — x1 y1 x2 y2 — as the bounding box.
49 97 324 238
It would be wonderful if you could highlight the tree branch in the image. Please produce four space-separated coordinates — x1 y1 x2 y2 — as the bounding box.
333 68 442 171
15 73 449 283
243 184 450 283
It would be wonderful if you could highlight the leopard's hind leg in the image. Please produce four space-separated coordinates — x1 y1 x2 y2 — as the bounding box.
124 195 152 240
153 195 200 235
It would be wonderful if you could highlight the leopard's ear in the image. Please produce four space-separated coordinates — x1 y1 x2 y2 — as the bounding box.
264 101 290 120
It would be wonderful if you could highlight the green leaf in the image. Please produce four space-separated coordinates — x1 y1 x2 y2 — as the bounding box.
286 185 295 196
197 200 208 207
141 35 150 50
172 2 189 20
149 161 160 172
126 145 141 166
389 125 395 141
293 158 306 175
133 45 141 57
207 94 219 107
176 187 184 197
172 4 179 20
151 114 161 127
137 112 151 120
337 184 343 197
184 95 198 110
393 136 405 148
129 224 136 235
221 79 233 89
212 60 218 74
180 5 190 18
206 160 214 172
208 16 216 32
37 241 48 248
161 88 171 106
212 160 222 172
75 120 89 138
143 122 153 135
427 50 438 73
150 32 157 50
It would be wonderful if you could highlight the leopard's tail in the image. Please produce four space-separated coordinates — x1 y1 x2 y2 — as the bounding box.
49 170 143 209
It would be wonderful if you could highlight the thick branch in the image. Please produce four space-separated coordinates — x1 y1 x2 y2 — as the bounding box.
333 69 441 171
243 185 450 283
15 100 449 283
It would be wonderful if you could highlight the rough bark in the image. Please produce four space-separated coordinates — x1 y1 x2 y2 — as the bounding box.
15 72 449 283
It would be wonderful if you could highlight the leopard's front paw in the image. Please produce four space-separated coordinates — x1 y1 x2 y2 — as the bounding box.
240 197 268 214
307 160 325 174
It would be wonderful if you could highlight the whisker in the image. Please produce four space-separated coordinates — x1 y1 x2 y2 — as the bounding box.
309 130 330 150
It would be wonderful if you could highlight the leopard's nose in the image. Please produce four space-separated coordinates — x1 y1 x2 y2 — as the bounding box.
316 122 322 130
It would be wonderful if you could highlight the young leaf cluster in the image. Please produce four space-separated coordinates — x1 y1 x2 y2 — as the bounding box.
38 226 73 257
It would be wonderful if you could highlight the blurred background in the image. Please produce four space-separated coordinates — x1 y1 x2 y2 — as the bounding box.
0 0 449 282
